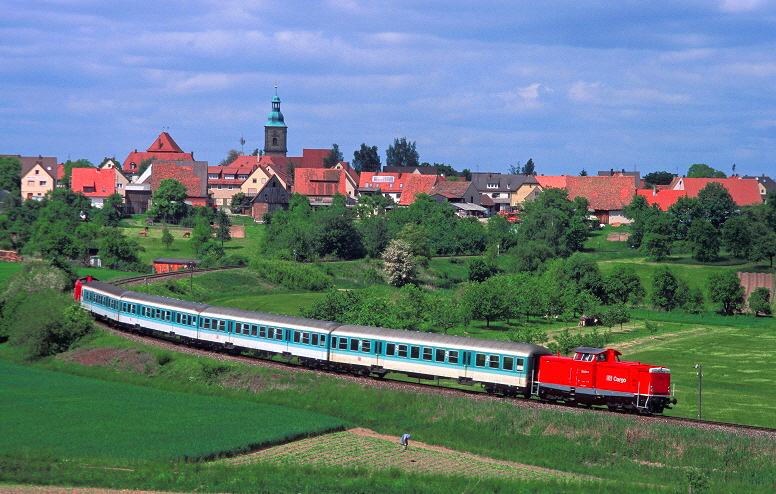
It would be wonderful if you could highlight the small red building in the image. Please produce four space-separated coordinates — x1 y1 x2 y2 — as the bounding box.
153 258 200 274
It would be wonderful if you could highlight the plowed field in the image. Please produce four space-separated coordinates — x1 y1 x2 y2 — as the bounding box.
228 428 595 482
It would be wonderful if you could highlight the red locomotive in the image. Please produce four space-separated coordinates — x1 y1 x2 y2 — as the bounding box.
537 347 676 414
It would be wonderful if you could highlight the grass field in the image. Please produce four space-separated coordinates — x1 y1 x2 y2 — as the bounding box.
0 359 346 461
3 328 776 493
119 214 263 266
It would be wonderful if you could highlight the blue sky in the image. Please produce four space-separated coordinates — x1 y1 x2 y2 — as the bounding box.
2 0 775 177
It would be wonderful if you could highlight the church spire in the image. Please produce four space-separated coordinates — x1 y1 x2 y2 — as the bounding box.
264 86 288 156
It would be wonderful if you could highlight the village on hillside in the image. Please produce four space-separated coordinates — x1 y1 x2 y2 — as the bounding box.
3 89 774 224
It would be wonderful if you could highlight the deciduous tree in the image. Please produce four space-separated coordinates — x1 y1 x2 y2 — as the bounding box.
386 137 419 168
748 287 772 316
707 270 745 315
148 178 188 224
382 239 417 287
352 143 381 172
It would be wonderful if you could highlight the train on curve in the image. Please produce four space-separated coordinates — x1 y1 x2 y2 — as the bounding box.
75 277 677 414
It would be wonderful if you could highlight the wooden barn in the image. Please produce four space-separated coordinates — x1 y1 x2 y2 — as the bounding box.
251 174 290 219
153 258 200 274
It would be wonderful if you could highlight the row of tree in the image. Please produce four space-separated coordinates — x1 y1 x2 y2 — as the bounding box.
625 183 776 265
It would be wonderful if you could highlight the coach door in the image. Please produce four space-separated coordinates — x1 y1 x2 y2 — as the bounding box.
374 341 383 367
462 351 472 377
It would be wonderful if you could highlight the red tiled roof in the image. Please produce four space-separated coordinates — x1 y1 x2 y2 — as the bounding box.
534 175 567 188
672 177 762 206
398 174 439 206
565 175 636 211
429 180 472 199
71 167 117 198
636 189 687 211
151 161 209 200
122 132 194 173
293 168 349 197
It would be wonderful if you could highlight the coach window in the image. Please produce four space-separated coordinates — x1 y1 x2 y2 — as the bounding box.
350 339 359 352
386 343 396 356
155 308 162 320
361 340 371 353
311 333 318 346
448 350 459 364
275 329 283 340
410 346 420 359
293 331 301 343
176 313 181 324
435 349 445 362
320 335 326 346
302 332 310 345
165 311 171 322
422 348 432 361
251 325 258 336
235 322 242 334
397 344 408 358
475 353 486 367
331 336 337 348
516 358 525 372
220 320 227 332
260 326 267 338
202 318 211 330
489 355 500 369
339 338 348 350
503 356 514 371
267 327 274 339
131 305 137 315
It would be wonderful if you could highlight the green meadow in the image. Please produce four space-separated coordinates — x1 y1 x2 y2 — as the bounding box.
0 359 346 461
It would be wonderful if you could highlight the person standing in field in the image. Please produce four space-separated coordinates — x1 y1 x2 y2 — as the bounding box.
401 433 410 451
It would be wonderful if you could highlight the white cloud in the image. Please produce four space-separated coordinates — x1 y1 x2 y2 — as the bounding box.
568 81 602 103
719 0 768 13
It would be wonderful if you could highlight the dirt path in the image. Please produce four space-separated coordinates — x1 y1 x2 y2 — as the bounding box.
227 428 599 482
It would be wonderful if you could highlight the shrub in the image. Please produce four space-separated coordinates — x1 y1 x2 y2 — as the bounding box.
249 260 333 291
2 290 94 359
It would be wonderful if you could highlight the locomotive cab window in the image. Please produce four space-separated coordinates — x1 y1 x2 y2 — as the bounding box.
596 354 607 362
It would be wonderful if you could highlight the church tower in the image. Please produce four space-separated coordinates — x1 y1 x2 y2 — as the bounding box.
264 86 288 157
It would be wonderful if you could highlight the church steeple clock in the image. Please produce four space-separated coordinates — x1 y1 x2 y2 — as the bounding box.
264 86 288 157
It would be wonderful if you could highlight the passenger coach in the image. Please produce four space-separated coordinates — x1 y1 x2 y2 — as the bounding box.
330 325 552 397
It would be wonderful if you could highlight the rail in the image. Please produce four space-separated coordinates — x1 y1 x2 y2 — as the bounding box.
111 265 246 286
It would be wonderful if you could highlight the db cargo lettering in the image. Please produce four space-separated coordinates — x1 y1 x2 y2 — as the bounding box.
606 375 627 384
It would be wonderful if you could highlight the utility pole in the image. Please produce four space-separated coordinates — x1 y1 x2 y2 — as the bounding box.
694 364 702 420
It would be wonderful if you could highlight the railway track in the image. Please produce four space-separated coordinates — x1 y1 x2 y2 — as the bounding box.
111 265 245 286
92 319 776 439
